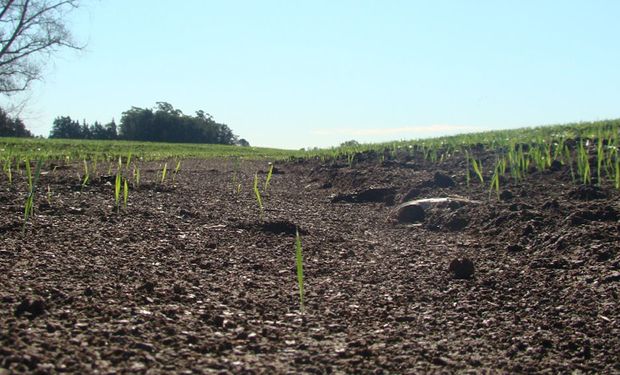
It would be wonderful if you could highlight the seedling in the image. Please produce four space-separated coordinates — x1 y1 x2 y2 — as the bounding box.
123 178 129 208
172 160 181 184
160 162 168 184
133 164 141 188
81 159 89 190
471 156 484 183
264 162 274 191
23 158 43 232
114 169 122 212
253 173 263 219
295 228 305 313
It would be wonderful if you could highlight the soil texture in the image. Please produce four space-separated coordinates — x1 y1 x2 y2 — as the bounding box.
1 151 619 373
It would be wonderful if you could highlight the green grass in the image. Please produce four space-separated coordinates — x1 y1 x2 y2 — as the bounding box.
0 138 312 162
2 119 620 193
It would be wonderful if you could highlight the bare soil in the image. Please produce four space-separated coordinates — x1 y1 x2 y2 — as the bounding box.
1 151 619 374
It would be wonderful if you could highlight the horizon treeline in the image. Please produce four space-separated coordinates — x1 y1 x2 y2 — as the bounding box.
50 102 243 145
1 102 247 146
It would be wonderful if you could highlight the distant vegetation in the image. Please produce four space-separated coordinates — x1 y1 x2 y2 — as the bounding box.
49 102 242 146
0 108 32 138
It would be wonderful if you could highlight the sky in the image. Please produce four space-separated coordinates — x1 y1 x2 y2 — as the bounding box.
6 0 620 149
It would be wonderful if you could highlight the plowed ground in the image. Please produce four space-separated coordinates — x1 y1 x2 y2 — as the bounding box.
1 151 619 373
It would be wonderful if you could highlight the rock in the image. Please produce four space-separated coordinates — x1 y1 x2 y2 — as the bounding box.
448 258 475 279
499 190 513 201
433 172 455 188
506 244 524 252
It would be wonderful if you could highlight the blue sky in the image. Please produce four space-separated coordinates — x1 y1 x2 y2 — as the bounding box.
9 0 620 149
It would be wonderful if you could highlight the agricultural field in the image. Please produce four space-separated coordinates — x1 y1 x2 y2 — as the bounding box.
1 120 619 373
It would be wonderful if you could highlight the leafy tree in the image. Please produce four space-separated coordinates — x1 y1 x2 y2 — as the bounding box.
119 103 238 145
0 1 82 95
49 116 81 139
340 140 360 148
237 138 250 147
0 107 32 136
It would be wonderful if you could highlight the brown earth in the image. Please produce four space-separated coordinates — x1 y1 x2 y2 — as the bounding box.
0 150 619 374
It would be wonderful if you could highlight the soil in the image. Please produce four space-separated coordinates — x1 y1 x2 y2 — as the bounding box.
1 150 619 374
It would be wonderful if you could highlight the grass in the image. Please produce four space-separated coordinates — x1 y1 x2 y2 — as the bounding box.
253 173 264 219
23 159 43 232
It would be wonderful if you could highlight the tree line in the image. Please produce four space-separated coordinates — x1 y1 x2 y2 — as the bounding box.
49 102 244 145
0 102 248 146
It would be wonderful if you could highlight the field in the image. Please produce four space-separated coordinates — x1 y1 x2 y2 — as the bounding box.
1 120 619 373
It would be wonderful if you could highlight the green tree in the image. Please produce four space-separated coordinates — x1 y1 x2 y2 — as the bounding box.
0 107 32 137
49 116 82 139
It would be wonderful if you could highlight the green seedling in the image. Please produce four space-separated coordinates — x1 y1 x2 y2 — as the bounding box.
123 178 129 208
489 161 501 199
126 152 132 169
114 167 122 212
46 185 52 204
295 228 305 314
81 159 90 190
253 173 263 219
264 162 274 191
160 162 168 184
3 158 12 185
23 158 43 232
596 137 604 186
172 160 181 184
471 157 484 183
133 164 140 188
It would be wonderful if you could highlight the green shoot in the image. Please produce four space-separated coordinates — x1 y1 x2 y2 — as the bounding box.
172 160 181 184
596 137 604 186
253 173 263 218
23 159 43 232
46 185 52 204
126 152 132 169
114 167 122 212
295 229 305 314
160 162 168 184
81 159 89 190
123 178 129 209
264 162 274 191
471 157 484 183
133 164 140 188
489 161 500 199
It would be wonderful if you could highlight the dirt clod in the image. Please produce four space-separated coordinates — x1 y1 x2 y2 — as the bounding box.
448 258 475 279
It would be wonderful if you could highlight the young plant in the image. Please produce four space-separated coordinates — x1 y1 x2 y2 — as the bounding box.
264 162 274 191
114 167 122 213
2 158 12 185
123 178 129 209
160 162 168 184
23 159 43 232
471 156 484 183
133 164 141 188
253 173 264 219
172 160 181 184
295 228 305 314
81 159 90 190
488 161 501 199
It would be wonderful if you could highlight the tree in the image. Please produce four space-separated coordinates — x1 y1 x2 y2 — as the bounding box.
119 103 239 145
49 115 81 138
0 106 31 136
0 0 81 95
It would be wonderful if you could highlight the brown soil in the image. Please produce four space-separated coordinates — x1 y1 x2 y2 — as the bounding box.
1 151 619 373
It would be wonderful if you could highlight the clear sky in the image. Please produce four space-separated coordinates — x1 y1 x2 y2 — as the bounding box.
8 0 620 149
